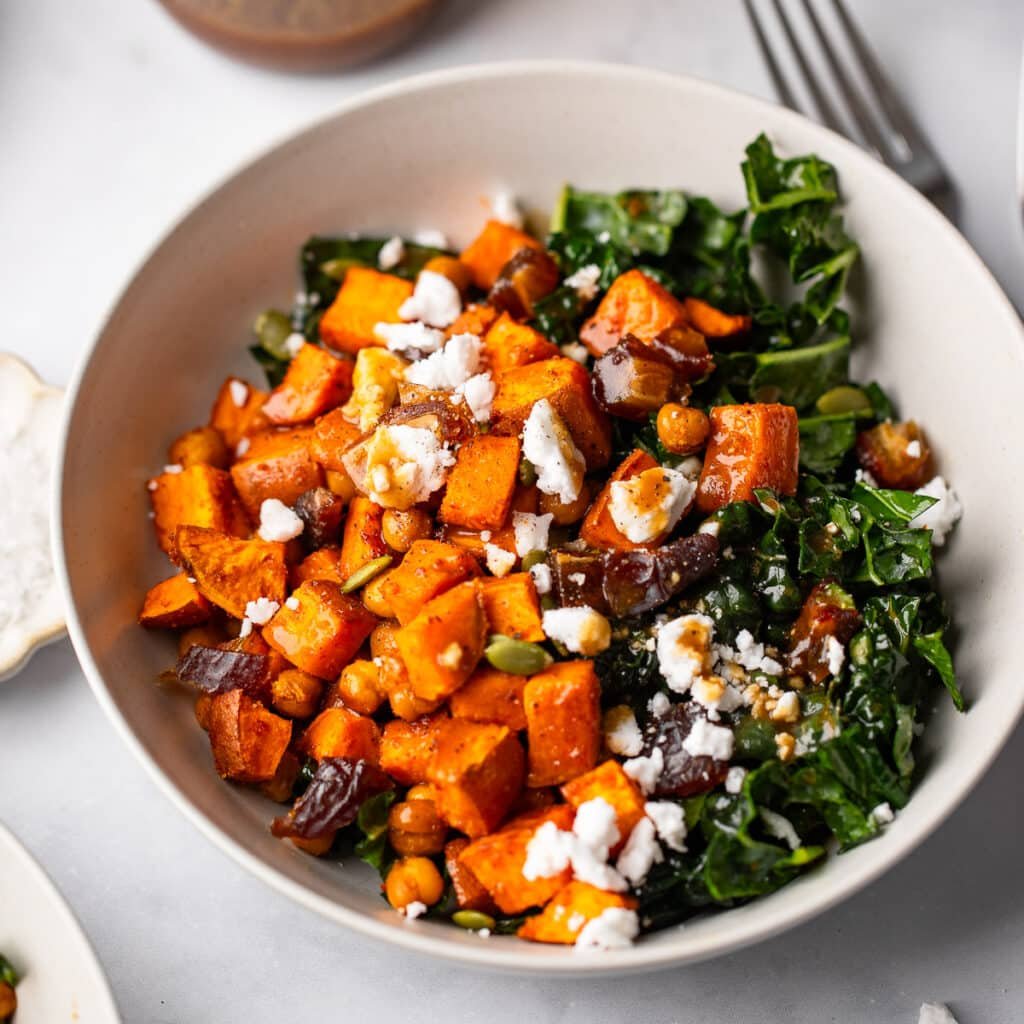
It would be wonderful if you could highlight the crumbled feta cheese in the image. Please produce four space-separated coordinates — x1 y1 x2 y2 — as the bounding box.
521 399 585 504
357 424 455 510
567 572 586 586
770 690 801 724
413 228 449 248
677 455 703 481
825 635 846 677
399 270 462 328
596 230 611 243
656 614 714 694
918 1004 958 1024
477 928 491 938
377 235 405 270
405 332 482 390
542 606 612 655
870 801 895 825
572 798 620 858
238 617 254 638
284 333 306 357
574 908 639 951
512 511 553 557
644 801 686 852
485 543 516 577
690 675 743 721
731 629 785 676
244 597 280 626
523 801 629 892
522 821 573 880
760 808 801 851
436 642 463 669
854 467 878 487
647 692 671 717
258 498 304 542
905 438 922 458
615 817 663 885
623 747 664 795
530 562 553 595
560 342 590 364
608 467 695 544
401 900 428 919
603 706 643 757
163 463 183 474
147 480 158 492
285 596 300 611
479 531 492 542
682 719 734 761
455 371 495 423
235 437 251 458
725 766 747 794
697 519 720 537
490 191 523 228
229 380 249 408
373 321 445 354
563 263 602 301
913 475 962 546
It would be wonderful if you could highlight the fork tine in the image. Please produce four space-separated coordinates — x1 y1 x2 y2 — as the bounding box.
800 0 891 160
743 0 801 112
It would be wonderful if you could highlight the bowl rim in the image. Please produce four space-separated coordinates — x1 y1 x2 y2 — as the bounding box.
53 58 1024 975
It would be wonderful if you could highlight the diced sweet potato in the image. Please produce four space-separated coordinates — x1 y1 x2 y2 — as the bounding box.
444 838 498 913
379 713 451 785
438 434 521 532
337 496 389 581
261 579 376 679
491 357 611 469
855 420 933 490
380 539 480 625
480 573 544 642
696 403 800 513
580 448 660 551
683 296 752 338
148 464 248 558
459 219 544 291
449 666 527 730
482 313 559 375
139 572 212 629
209 376 270 449
207 688 292 783
580 269 688 357
428 720 525 837
290 546 344 588
561 760 647 848
262 344 354 426
523 661 601 787
457 805 575 913
176 525 287 619
301 706 381 763
518 881 637 945
230 427 324 522
788 581 862 684
310 408 363 473
318 266 413 354
395 581 486 702
446 303 499 340
168 426 230 469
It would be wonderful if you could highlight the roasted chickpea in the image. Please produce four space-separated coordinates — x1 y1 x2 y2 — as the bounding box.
387 682 442 723
271 669 324 719
539 479 593 525
385 856 445 910
381 508 433 553
334 659 385 716
406 783 438 803
168 425 230 469
422 255 473 297
656 403 711 455
194 692 214 731
387 799 447 856
324 468 357 503
289 834 335 857
362 571 395 618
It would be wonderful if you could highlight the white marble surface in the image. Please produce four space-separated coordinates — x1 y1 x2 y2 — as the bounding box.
2 1 1023 1021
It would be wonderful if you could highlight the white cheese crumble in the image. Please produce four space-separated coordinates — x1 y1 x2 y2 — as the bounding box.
725 766 747 794
623 747 664 795
574 908 640 951
401 900 428 919
870 801 895 825
603 706 643 757
413 228 448 248
373 320 445 354
521 399 585 504
377 235 405 270
918 1004 958 1024
235 437 251 458
560 342 590 364
522 821 572 880
647 692 671 717
913 475 962 546
258 498 304 542
656 614 714 694
825 635 846 677
771 690 801 724
542 606 612 655
490 191 523 228
644 801 687 852
228 380 249 408
357 424 455 509
284 333 306 357
484 543 516 577
760 808 800 851
697 519 720 537
615 817 663 886
530 562 553 595
690 675 744 721
285 596 300 611
608 466 695 544
455 371 495 423
512 511 553 557
682 719 734 761
163 463 183 474
399 270 462 328
405 332 482 390
244 597 280 626
905 438 922 458
563 263 602 301
854 467 878 487
572 798 620 858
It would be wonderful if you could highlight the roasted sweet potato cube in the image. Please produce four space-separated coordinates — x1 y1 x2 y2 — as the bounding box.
209 376 270 449
262 344 354 426
446 302 499 340
301 706 381 763
138 572 212 629
480 573 544 642
855 420 933 490
168 426 230 469
379 713 451 785
788 581 862 684
523 660 601 787
444 838 498 913
290 546 344 588
483 313 559 375
148 464 248 558
175 525 287 619
459 219 544 291
395 581 486 701
696 403 800 513
261 579 376 679
337 496 389 582
684 296 752 339
449 667 527 730
318 266 413 354
491 357 611 469
580 269 688 356
229 427 324 522
561 760 647 847
456 805 575 913
518 882 638 945
310 408 363 473
207 689 292 783
438 434 521 532
380 539 480 625
580 448 660 552
428 720 525 837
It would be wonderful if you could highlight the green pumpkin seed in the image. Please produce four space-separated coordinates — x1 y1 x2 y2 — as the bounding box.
320 257 364 282
520 550 547 573
815 385 873 417
253 309 294 360
485 635 553 676
518 458 537 487
451 910 496 931
340 555 393 594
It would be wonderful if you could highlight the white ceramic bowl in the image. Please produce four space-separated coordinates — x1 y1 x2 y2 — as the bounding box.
54 62 1024 974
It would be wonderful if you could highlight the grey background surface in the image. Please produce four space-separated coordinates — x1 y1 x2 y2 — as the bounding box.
2 1 1022 1021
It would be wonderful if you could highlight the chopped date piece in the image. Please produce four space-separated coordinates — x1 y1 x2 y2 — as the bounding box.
855 420 933 490
294 487 345 551
549 551 610 613
649 325 714 382
176 645 274 701
602 532 719 618
640 703 730 798
381 395 478 446
271 757 393 840
787 581 861 684
591 335 686 421
488 247 561 320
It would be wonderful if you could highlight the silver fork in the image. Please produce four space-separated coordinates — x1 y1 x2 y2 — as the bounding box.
744 0 954 209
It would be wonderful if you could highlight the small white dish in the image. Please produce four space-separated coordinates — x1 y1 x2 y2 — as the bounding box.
0 822 120 1022
0 355 65 681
